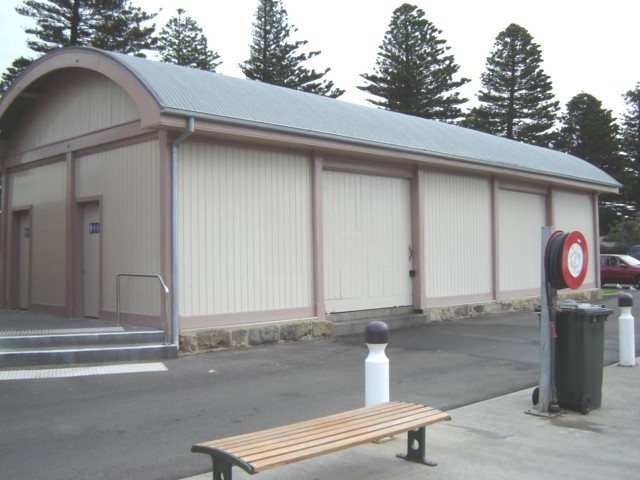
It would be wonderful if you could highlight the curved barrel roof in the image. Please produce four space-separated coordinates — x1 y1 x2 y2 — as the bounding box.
1 47 621 190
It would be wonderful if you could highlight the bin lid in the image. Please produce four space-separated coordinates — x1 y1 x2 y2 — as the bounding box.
557 300 613 314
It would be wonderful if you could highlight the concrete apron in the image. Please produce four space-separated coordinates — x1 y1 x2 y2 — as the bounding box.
185 359 640 480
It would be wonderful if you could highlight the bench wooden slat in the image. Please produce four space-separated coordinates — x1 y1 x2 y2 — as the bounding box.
191 401 450 475
250 409 450 471
203 401 411 450
215 402 432 453
229 407 445 460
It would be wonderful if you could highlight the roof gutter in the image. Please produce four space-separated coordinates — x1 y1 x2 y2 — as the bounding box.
170 117 194 346
158 107 621 193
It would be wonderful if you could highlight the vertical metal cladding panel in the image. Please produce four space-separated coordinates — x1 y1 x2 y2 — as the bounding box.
498 189 547 294
9 162 67 306
76 141 160 315
12 70 139 154
178 142 313 316
323 171 412 313
551 190 597 286
422 170 493 299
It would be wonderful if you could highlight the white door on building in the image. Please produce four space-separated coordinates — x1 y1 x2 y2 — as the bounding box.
17 212 31 309
82 203 100 318
323 171 413 313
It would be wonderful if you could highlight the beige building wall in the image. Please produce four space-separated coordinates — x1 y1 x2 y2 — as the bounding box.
11 70 139 155
178 141 313 318
552 190 598 287
422 170 493 304
75 140 161 316
498 188 547 296
8 161 67 307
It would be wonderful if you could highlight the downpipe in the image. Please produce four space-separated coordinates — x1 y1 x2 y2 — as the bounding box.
170 117 195 346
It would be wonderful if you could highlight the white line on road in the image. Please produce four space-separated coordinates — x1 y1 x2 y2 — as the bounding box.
0 362 168 380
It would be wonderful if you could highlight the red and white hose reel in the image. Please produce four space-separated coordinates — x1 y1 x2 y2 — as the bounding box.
545 230 588 290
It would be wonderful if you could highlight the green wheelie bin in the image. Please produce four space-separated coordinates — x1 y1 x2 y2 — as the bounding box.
554 302 612 414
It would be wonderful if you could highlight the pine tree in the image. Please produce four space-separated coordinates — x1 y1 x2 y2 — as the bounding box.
157 9 221 71
621 84 640 213
15 0 157 55
557 93 622 175
3 1 157 95
240 0 343 98
556 93 629 234
358 3 469 122
462 23 559 146
0 57 34 95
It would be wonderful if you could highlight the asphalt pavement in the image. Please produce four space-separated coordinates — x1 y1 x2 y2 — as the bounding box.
1 292 639 480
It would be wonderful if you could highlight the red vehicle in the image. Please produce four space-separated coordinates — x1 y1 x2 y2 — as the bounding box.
600 254 640 289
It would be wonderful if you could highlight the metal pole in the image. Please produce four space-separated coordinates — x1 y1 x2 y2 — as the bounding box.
537 226 554 414
116 274 121 325
171 117 195 347
116 273 170 344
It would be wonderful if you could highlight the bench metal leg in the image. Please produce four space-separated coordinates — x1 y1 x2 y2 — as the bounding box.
396 427 437 466
210 458 233 480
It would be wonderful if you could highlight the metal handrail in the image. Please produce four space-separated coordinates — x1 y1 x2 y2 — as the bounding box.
116 273 170 345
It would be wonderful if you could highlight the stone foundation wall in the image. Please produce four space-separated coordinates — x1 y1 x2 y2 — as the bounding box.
427 289 602 322
179 319 333 354
178 289 603 354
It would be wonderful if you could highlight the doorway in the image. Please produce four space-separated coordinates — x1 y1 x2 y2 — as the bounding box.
78 201 101 318
11 210 31 310
323 171 413 312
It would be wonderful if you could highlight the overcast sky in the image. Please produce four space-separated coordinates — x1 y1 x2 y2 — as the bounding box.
1 0 639 118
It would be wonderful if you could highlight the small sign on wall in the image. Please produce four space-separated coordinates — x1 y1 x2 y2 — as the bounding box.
89 222 101 234
24 227 31 238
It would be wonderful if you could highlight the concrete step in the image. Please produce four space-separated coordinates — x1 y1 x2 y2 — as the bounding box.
0 327 176 368
0 343 178 368
0 329 165 349
330 310 429 337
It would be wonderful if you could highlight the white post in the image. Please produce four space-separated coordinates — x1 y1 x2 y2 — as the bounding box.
618 293 637 367
365 321 389 407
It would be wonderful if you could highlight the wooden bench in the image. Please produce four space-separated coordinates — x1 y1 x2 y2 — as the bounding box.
191 401 451 479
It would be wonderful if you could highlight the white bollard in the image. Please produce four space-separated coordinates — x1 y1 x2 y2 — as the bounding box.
618 293 637 366
365 321 389 407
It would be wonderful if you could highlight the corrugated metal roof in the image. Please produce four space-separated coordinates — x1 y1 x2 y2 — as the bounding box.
8 47 623 189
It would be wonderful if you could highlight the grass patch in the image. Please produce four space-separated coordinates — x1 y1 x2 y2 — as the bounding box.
602 288 621 295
